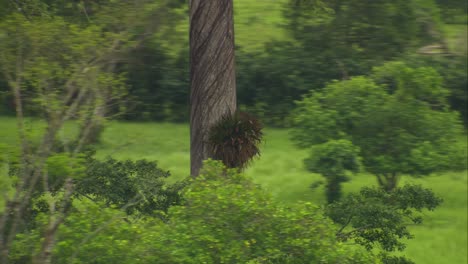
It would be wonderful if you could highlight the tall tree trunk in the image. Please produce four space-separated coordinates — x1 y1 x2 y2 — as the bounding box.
189 0 237 176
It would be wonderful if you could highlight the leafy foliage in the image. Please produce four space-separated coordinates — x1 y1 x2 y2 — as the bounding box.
9 199 149 264
327 184 442 263
234 0 452 127
0 13 128 116
403 54 468 126
208 112 263 169
436 0 467 24
142 160 376 263
44 153 87 192
3 149 86 233
75 155 186 217
292 63 465 191
6 153 184 263
304 139 361 203
8 160 377 263
2 0 462 127
4 147 183 239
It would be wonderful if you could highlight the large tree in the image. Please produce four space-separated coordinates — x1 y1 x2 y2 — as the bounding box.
189 1 237 176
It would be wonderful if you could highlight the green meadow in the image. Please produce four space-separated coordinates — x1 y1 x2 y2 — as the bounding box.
1 116 466 264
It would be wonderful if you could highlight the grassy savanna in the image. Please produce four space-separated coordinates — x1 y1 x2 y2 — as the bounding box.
0 116 466 264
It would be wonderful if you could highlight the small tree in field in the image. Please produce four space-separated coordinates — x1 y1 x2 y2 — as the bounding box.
292 62 460 263
304 139 360 203
292 62 466 192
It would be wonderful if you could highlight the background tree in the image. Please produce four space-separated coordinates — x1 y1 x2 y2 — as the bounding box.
234 0 445 127
2 0 463 128
403 54 468 126
435 0 468 24
189 0 237 176
292 62 466 191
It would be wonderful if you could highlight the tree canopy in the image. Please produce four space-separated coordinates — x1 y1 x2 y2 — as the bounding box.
292 61 465 191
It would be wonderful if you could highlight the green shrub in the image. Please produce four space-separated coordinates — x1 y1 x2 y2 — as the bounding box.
145 160 376 263
30 200 153 264
10 160 377 263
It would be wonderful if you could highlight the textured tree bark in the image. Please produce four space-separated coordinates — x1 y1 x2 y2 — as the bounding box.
189 0 237 176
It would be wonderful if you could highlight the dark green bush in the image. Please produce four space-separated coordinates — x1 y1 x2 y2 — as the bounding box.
75 156 186 217
7 154 185 263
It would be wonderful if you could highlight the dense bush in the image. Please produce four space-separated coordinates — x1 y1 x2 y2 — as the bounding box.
4 146 186 263
9 199 150 264
75 155 186 217
144 160 376 263
6 145 185 220
10 160 377 264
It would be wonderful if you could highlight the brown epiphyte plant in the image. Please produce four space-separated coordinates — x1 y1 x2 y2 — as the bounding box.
208 112 263 170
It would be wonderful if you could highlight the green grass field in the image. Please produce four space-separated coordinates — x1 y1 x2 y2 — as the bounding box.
0 117 466 263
